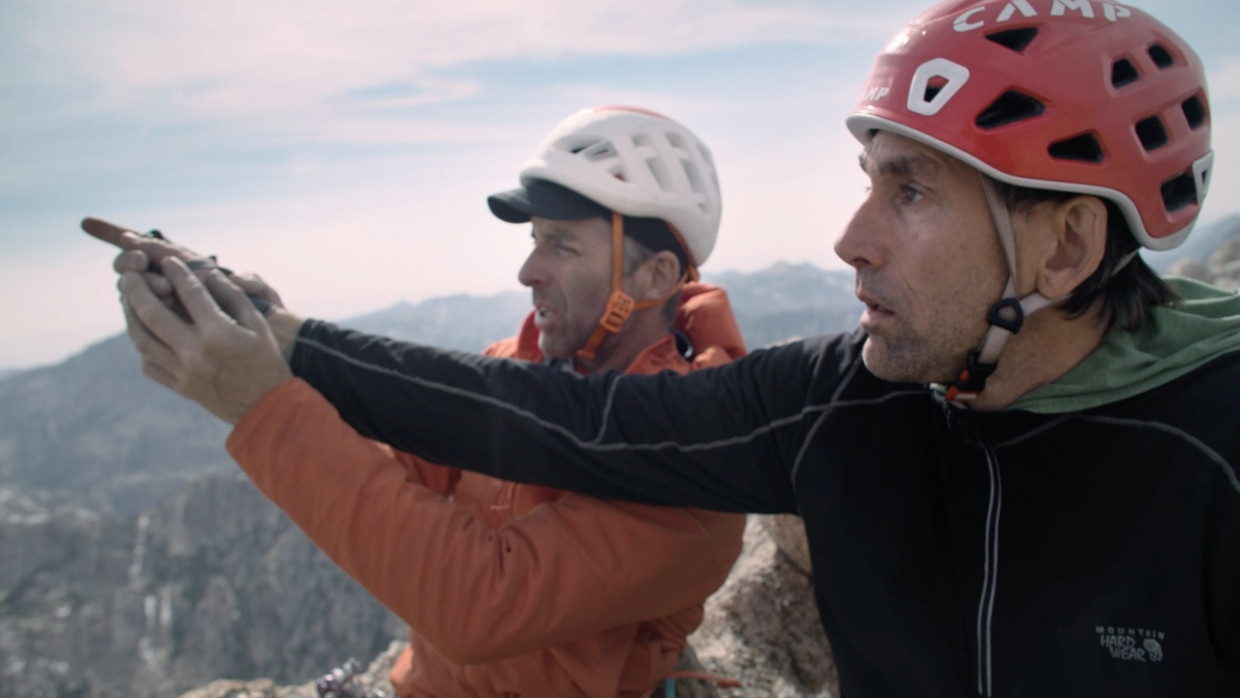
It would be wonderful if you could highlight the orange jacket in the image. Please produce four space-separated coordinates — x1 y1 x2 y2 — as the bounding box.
226 283 747 697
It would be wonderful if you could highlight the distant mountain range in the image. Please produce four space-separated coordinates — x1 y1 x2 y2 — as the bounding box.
340 260 859 352
0 261 858 521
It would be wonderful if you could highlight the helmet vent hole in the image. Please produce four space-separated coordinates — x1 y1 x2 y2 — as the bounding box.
1111 59 1139 88
680 159 705 195
1135 117 1168 151
1160 172 1197 212
1048 133 1104 163
975 91 1045 129
1147 44 1174 69
665 132 688 151
578 141 618 162
985 27 1037 53
923 76 948 102
1182 96 1206 130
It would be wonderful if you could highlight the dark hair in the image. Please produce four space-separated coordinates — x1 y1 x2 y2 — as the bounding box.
996 183 1179 331
621 216 689 274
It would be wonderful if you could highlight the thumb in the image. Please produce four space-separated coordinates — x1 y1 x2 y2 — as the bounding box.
202 269 270 333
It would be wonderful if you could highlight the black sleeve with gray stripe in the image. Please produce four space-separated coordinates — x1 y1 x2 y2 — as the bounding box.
288 319 857 514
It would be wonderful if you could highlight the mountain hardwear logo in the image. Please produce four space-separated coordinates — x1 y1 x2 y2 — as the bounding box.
1096 626 1165 663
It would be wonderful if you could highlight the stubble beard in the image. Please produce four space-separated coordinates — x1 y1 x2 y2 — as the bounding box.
861 331 968 386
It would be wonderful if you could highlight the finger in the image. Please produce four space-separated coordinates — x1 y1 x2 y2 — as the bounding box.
203 269 268 331
113 249 151 274
84 218 217 274
159 257 246 333
232 271 284 308
118 231 198 267
118 269 197 350
113 250 180 300
145 271 175 298
82 217 141 248
121 297 179 373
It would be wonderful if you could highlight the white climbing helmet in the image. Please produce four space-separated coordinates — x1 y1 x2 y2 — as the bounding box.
516 105 723 267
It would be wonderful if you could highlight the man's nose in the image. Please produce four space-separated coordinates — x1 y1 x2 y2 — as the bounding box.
834 200 883 271
517 248 546 287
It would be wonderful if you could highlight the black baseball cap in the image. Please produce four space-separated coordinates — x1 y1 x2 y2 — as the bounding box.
487 178 689 271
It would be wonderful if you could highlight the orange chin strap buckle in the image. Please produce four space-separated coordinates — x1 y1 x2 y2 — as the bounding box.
597 290 635 333
577 289 634 360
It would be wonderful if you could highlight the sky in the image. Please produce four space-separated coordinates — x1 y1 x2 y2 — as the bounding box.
2 0 1238 370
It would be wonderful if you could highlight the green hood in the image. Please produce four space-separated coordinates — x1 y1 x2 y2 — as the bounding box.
1013 277 1240 414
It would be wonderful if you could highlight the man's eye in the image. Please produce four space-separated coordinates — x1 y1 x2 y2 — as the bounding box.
900 185 923 204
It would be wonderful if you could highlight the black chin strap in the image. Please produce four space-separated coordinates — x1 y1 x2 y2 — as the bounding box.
945 297 1025 401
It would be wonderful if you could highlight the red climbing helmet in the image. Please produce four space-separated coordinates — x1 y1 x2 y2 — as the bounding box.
847 0 1213 250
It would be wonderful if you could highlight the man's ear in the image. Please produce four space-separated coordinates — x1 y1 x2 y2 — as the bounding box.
1034 195 1108 299
631 250 683 302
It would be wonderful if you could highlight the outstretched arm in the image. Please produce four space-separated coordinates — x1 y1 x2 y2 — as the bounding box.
288 318 818 514
117 240 814 514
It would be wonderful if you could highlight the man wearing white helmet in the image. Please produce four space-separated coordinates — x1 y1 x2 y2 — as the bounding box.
113 1 1240 695
97 105 747 697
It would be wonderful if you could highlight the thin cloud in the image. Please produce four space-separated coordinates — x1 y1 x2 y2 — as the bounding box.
4 1 904 113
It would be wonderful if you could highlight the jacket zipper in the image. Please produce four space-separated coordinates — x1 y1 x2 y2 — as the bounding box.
976 445 1002 697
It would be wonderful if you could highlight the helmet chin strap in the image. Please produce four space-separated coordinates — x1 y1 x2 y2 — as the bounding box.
944 177 1060 405
575 212 698 361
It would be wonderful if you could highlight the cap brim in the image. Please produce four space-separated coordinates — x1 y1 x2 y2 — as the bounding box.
487 180 610 223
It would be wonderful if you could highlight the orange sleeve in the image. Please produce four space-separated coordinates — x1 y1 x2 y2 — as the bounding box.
387 449 458 497
227 378 744 665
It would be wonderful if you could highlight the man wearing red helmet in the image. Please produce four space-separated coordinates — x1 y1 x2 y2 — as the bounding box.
113 1 1239 695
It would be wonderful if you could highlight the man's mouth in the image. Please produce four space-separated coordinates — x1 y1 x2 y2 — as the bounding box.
531 300 557 328
856 290 895 326
858 290 890 313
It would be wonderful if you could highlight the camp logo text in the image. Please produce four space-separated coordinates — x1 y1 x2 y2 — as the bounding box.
954 1 1135 32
